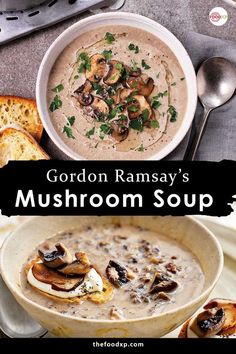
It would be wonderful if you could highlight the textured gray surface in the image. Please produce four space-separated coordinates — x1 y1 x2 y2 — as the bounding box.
0 0 235 98
0 0 235 159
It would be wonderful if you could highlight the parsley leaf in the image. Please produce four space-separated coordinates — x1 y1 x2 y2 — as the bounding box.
49 95 62 112
129 118 143 132
67 116 75 126
141 109 150 122
63 125 75 139
137 144 144 152
151 96 162 110
128 43 139 53
105 98 115 106
99 123 112 139
52 84 64 93
150 120 159 128
62 116 76 139
92 82 103 94
168 105 178 122
78 52 91 73
108 108 117 120
118 114 128 121
105 32 115 44
128 105 139 112
141 59 151 70
102 49 113 60
85 127 95 139
157 90 168 98
126 95 135 103
115 62 124 73
131 59 139 72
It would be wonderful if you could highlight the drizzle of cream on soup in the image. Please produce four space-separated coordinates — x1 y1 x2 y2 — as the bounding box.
21 224 204 320
47 26 187 160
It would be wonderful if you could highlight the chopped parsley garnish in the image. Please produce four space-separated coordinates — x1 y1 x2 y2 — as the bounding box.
168 105 178 122
151 96 162 110
150 120 159 128
157 90 168 98
49 95 62 112
115 62 124 73
126 95 135 103
128 105 139 112
99 123 112 139
78 52 91 73
180 77 185 81
129 118 143 132
63 116 76 139
67 116 75 126
63 126 74 139
131 59 139 72
156 72 160 79
118 114 128 121
74 75 79 80
141 59 151 70
116 103 125 112
102 49 113 60
85 127 95 139
105 98 115 106
92 82 103 94
137 144 144 152
52 83 64 93
171 82 177 86
128 43 139 54
108 108 117 120
105 32 115 44
141 108 150 121
121 66 130 80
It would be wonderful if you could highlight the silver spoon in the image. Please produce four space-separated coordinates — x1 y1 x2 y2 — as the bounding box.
184 57 236 160
0 275 47 338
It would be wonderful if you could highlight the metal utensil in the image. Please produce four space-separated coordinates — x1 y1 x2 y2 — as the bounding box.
184 57 236 160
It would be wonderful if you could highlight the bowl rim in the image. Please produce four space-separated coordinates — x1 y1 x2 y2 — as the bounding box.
36 11 197 161
0 215 223 324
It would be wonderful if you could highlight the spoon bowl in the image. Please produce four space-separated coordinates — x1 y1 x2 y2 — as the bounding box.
184 57 236 160
198 57 236 109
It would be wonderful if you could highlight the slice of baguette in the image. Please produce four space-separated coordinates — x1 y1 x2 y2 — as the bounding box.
0 96 43 141
0 125 49 167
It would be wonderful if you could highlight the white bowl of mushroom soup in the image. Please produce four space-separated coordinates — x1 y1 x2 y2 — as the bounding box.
1 216 223 337
36 12 197 160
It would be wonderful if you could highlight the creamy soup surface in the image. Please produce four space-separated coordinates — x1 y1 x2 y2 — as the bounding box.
48 25 187 160
22 224 204 320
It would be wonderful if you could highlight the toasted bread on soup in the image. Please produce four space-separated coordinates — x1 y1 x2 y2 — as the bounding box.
0 96 43 141
0 125 49 167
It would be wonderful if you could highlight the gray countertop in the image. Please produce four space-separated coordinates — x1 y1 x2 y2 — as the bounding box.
0 0 235 159
1 0 235 98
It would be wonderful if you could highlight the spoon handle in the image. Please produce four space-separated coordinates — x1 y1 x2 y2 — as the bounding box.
184 107 211 161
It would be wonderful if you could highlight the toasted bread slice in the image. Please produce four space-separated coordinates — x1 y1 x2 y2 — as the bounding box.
0 96 43 141
0 125 49 167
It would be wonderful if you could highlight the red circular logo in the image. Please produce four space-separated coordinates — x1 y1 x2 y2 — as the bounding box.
210 12 221 22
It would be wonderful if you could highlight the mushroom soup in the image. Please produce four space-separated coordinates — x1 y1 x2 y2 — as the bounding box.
22 224 204 320
48 26 187 160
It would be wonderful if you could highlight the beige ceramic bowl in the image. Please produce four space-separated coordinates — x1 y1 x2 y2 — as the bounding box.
0 216 223 338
